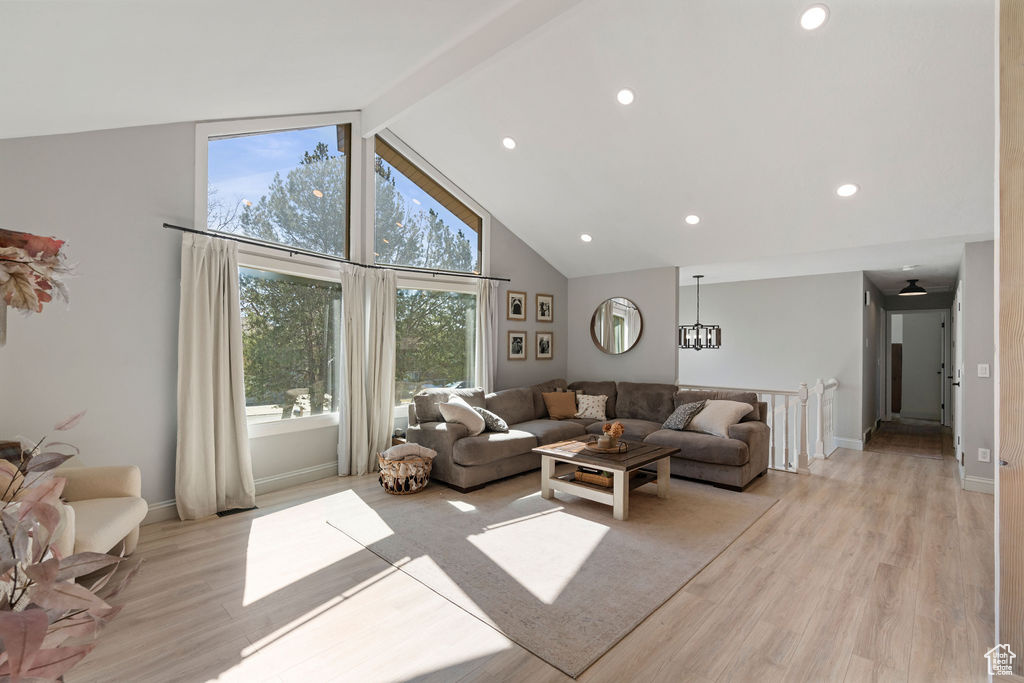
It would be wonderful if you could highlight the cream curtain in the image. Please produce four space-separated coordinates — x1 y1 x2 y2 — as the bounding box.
338 265 369 476
476 279 500 392
175 234 256 520
365 269 397 460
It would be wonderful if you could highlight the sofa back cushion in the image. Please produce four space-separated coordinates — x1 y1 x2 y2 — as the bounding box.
615 382 678 422
530 378 569 419
413 387 485 423
568 380 618 418
675 389 762 423
485 387 536 426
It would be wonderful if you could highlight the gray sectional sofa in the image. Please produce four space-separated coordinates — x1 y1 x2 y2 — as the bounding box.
406 379 770 492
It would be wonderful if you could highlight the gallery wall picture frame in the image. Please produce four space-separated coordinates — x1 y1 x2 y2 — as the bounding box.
508 331 527 360
536 331 553 360
536 293 553 322
507 291 527 320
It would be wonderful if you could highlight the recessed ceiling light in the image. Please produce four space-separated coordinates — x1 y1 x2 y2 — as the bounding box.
901 264 917 271
836 183 859 197
616 88 635 105
800 4 829 30
502 137 517 150
684 215 701 225
580 233 593 243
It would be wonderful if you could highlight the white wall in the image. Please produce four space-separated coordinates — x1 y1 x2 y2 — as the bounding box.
899 311 944 420
568 266 679 383
862 275 886 437
677 272 863 443
491 218 568 389
0 124 191 506
959 240 995 483
891 314 904 343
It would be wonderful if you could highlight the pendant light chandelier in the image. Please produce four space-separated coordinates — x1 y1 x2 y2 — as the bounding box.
679 275 721 350
898 279 927 296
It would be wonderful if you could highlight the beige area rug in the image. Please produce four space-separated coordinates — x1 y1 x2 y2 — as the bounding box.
326 471 777 678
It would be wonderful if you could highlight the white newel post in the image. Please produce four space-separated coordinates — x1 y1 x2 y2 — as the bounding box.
797 383 810 474
814 377 825 459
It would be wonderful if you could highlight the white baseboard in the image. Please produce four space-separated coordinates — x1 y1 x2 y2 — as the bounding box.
962 475 995 494
255 461 338 496
834 437 864 451
141 462 339 526
143 499 178 525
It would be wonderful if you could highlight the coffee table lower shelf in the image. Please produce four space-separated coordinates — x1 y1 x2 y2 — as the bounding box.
556 471 658 492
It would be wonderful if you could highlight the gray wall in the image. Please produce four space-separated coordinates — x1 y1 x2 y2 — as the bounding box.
0 124 191 505
863 275 886 437
959 240 995 481
567 266 679 383
490 218 568 389
899 311 944 420
677 272 864 443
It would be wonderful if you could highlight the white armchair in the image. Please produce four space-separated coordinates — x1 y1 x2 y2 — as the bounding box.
52 466 148 558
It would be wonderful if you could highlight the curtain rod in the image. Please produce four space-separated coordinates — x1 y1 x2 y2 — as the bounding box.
162 223 511 283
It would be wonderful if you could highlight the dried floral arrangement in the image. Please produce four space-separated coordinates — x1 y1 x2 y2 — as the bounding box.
602 422 625 439
0 228 73 345
0 412 138 681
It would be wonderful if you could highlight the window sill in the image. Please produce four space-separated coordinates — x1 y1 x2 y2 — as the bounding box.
248 412 340 439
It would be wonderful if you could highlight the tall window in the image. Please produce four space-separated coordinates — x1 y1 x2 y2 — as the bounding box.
239 267 342 424
208 124 351 258
395 288 477 405
374 137 481 274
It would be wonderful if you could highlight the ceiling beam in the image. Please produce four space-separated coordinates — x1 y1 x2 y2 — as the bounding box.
360 0 587 138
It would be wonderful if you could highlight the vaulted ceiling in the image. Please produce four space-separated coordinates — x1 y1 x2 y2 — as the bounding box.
1 0 996 288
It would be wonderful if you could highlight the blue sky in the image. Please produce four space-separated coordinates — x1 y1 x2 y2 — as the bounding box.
208 126 478 252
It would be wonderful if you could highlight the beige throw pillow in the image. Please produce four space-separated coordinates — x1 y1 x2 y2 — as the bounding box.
685 400 753 438
575 394 608 420
439 395 485 436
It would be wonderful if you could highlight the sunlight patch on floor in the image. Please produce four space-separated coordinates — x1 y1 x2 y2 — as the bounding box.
242 491 394 606
468 511 608 605
448 499 477 512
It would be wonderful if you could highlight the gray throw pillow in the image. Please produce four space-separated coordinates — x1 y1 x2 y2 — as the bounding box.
662 400 707 431
474 406 509 433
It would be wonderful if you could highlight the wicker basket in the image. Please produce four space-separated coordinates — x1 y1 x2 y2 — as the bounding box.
378 453 433 495
574 468 614 488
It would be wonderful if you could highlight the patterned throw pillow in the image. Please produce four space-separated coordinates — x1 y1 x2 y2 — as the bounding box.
473 407 509 433
575 394 608 420
662 400 707 431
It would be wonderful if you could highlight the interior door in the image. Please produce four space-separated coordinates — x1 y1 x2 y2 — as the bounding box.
953 282 964 476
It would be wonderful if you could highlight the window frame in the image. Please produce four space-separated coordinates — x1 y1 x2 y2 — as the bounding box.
196 111 363 262
238 251 345 439
369 129 490 277
393 275 479 418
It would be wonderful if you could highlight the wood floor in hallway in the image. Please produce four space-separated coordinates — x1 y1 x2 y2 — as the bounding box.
68 444 994 683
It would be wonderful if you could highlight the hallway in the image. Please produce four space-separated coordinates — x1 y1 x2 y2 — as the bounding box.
866 419 951 461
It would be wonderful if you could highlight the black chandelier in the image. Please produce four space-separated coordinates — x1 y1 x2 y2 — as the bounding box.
678 275 721 351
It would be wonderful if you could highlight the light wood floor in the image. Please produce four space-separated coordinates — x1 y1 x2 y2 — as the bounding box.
68 444 995 683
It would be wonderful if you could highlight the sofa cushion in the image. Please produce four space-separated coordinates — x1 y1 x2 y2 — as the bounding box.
585 418 664 440
452 430 538 467
68 497 149 555
568 381 617 418
438 395 486 436
530 378 569 419
512 419 587 445
616 382 678 422
407 421 469 458
644 429 750 467
474 407 509 433
675 389 761 423
686 400 753 437
663 400 707 431
485 387 536 426
575 394 608 420
414 388 485 423
542 391 578 419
